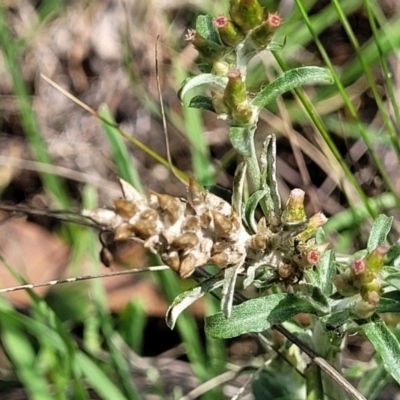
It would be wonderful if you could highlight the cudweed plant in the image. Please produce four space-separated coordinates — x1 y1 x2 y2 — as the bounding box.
84 0 400 397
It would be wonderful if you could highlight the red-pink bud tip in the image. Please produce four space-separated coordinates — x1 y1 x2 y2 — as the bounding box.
307 250 320 265
268 13 283 28
228 69 241 79
351 259 366 275
214 15 229 28
375 245 389 256
291 188 305 200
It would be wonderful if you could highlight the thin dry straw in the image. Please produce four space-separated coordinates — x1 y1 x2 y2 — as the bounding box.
0 266 169 294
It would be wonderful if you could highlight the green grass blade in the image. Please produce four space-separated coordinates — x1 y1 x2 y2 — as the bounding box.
99 104 144 192
174 62 214 186
0 313 54 400
76 352 127 400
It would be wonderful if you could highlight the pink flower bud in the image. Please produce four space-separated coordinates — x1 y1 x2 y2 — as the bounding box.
250 12 283 49
366 245 388 275
296 212 328 242
351 259 366 275
267 12 283 28
213 15 244 47
223 69 248 109
306 250 320 265
281 189 306 224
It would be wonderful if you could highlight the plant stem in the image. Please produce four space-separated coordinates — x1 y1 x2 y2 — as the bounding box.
305 363 324 400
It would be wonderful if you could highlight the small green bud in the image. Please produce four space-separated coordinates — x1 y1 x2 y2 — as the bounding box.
213 15 244 47
250 12 283 49
366 245 388 275
231 101 256 125
185 29 224 62
332 271 358 297
211 90 230 117
281 188 306 224
293 242 328 269
212 61 231 76
296 212 328 242
353 297 376 319
360 280 381 305
229 0 264 32
223 69 248 109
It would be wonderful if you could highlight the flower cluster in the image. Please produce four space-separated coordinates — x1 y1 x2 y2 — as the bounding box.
185 0 283 126
333 245 388 318
84 180 327 286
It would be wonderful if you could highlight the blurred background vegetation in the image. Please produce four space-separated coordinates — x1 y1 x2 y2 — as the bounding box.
0 0 400 398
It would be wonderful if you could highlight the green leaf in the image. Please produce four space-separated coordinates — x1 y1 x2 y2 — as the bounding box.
383 268 400 291
386 241 400 267
166 276 223 329
377 292 400 313
367 214 393 252
295 283 330 314
244 190 268 233
196 14 222 45
178 74 228 103
204 184 232 204
321 308 350 331
362 320 400 385
188 95 216 112
205 293 322 339
252 67 333 109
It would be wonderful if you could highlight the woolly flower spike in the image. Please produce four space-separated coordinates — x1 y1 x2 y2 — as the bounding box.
83 179 250 279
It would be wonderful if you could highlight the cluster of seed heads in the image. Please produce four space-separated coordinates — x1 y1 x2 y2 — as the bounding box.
83 179 328 284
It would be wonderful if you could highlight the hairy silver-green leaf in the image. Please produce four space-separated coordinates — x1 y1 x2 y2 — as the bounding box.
205 294 322 339
386 241 400 267
178 74 228 104
244 190 268 233
252 67 333 109
166 276 223 329
383 268 400 291
362 320 400 385
304 250 335 296
377 292 400 313
232 161 247 219
228 126 255 157
188 95 216 112
221 263 243 318
260 135 281 226
196 14 222 45
295 283 330 314
367 214 393 252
